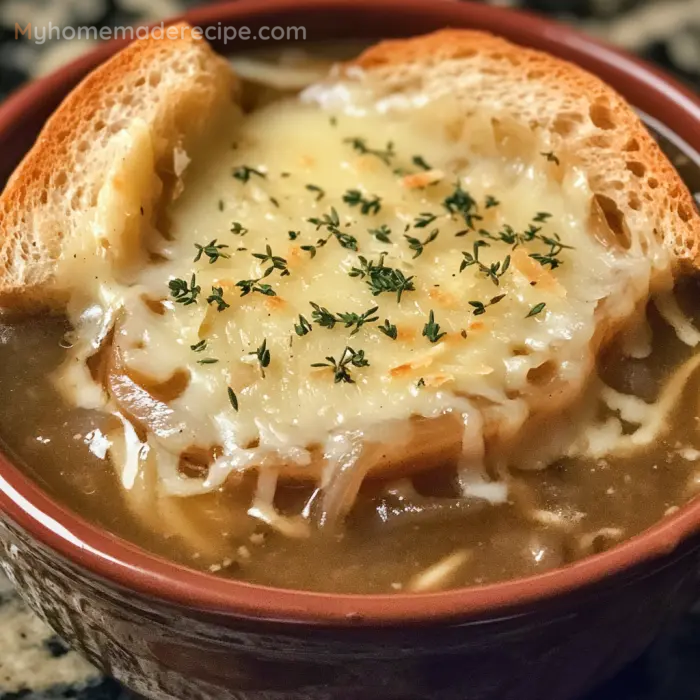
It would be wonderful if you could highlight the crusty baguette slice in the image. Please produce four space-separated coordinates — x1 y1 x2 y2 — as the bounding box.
347 29 700 269
0 23 236 312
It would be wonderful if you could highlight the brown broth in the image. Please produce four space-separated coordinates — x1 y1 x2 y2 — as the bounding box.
0 115 698 595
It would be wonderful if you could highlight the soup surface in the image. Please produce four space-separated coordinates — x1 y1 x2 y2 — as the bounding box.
0 49 699 594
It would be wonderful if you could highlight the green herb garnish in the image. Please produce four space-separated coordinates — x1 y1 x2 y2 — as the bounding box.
378 319 398 340
252 339 271 377
233 166 266 183
526 302 547 318
207 286 230 311
459 240 510 286
235 279 277 297
529 233 573 270
310 302 337 329
412 155 432 171
230 221 248 236
227 387 239 411
294 315 312 336
306 184 325 201
343 189 382 215
413 212 438 228
252 245 290 277
541 151 560 165
343 137 395 165
194 239 230 264
337 306 379 335
169 274 200 305
369 224 392 243
443 181 482 230
469 294 506 316
349 254 415 302
404 229 439 259
422 310 447 343
190 339 207 352
311 346 369 384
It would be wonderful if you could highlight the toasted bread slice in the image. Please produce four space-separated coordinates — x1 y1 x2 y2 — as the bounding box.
0 24 236 312
349 30 700 266
2 28 700 496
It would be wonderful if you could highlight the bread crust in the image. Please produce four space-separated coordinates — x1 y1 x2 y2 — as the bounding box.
0 23 236 312
349 29 700 269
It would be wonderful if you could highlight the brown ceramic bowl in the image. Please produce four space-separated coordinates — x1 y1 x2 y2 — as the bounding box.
1 2 700 699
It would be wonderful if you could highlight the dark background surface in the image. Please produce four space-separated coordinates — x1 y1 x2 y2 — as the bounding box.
0 0 699 698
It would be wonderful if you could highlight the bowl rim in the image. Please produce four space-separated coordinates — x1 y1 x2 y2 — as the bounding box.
1 0 700 627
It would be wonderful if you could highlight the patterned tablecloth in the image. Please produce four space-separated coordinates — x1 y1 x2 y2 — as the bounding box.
0 1 699 698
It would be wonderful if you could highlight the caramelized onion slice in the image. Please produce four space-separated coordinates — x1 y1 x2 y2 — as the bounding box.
106 344 213 450
277 412 465 484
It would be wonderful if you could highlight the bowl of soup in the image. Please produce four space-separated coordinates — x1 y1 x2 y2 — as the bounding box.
1 1 700 699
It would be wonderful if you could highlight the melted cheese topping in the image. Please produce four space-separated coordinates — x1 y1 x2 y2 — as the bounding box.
55 78 672 486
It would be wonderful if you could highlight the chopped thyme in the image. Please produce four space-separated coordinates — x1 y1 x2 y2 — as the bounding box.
306 207 358 253
308 303 379 335
230 221 248 236
169 274 200 305
310 302 337 329
404 229 439 259
227 387 239 411
533 211 553 223
526 302 547 318
342 189 382 215
369 224 392 243
294 315 312 336
193 239 230 264
233 165 266 183
235 279 276 297
269 196 279 208
469 294 506 316
378 319 398 340
253 283 276 296
412 155 432 171
218 199 225 211
529 233 573 270
443 181 482 229
422 310 447 343
207 286 230 311
306 184 325 201
459 240 510 286
337 306 379 335
343 137 395 165
288 230 300 240
413 212 438 229
311 346 369 384
484 195 500 209
349 254 415 302
190 339 207 352
329 116 337 127
252 339 271 377
308 207 339 231
197 357 219 365
416 377 426 388
541 151 560 166
252 245 290 277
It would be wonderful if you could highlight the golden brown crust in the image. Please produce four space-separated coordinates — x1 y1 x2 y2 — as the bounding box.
350 29 700 269
0 23 236 311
